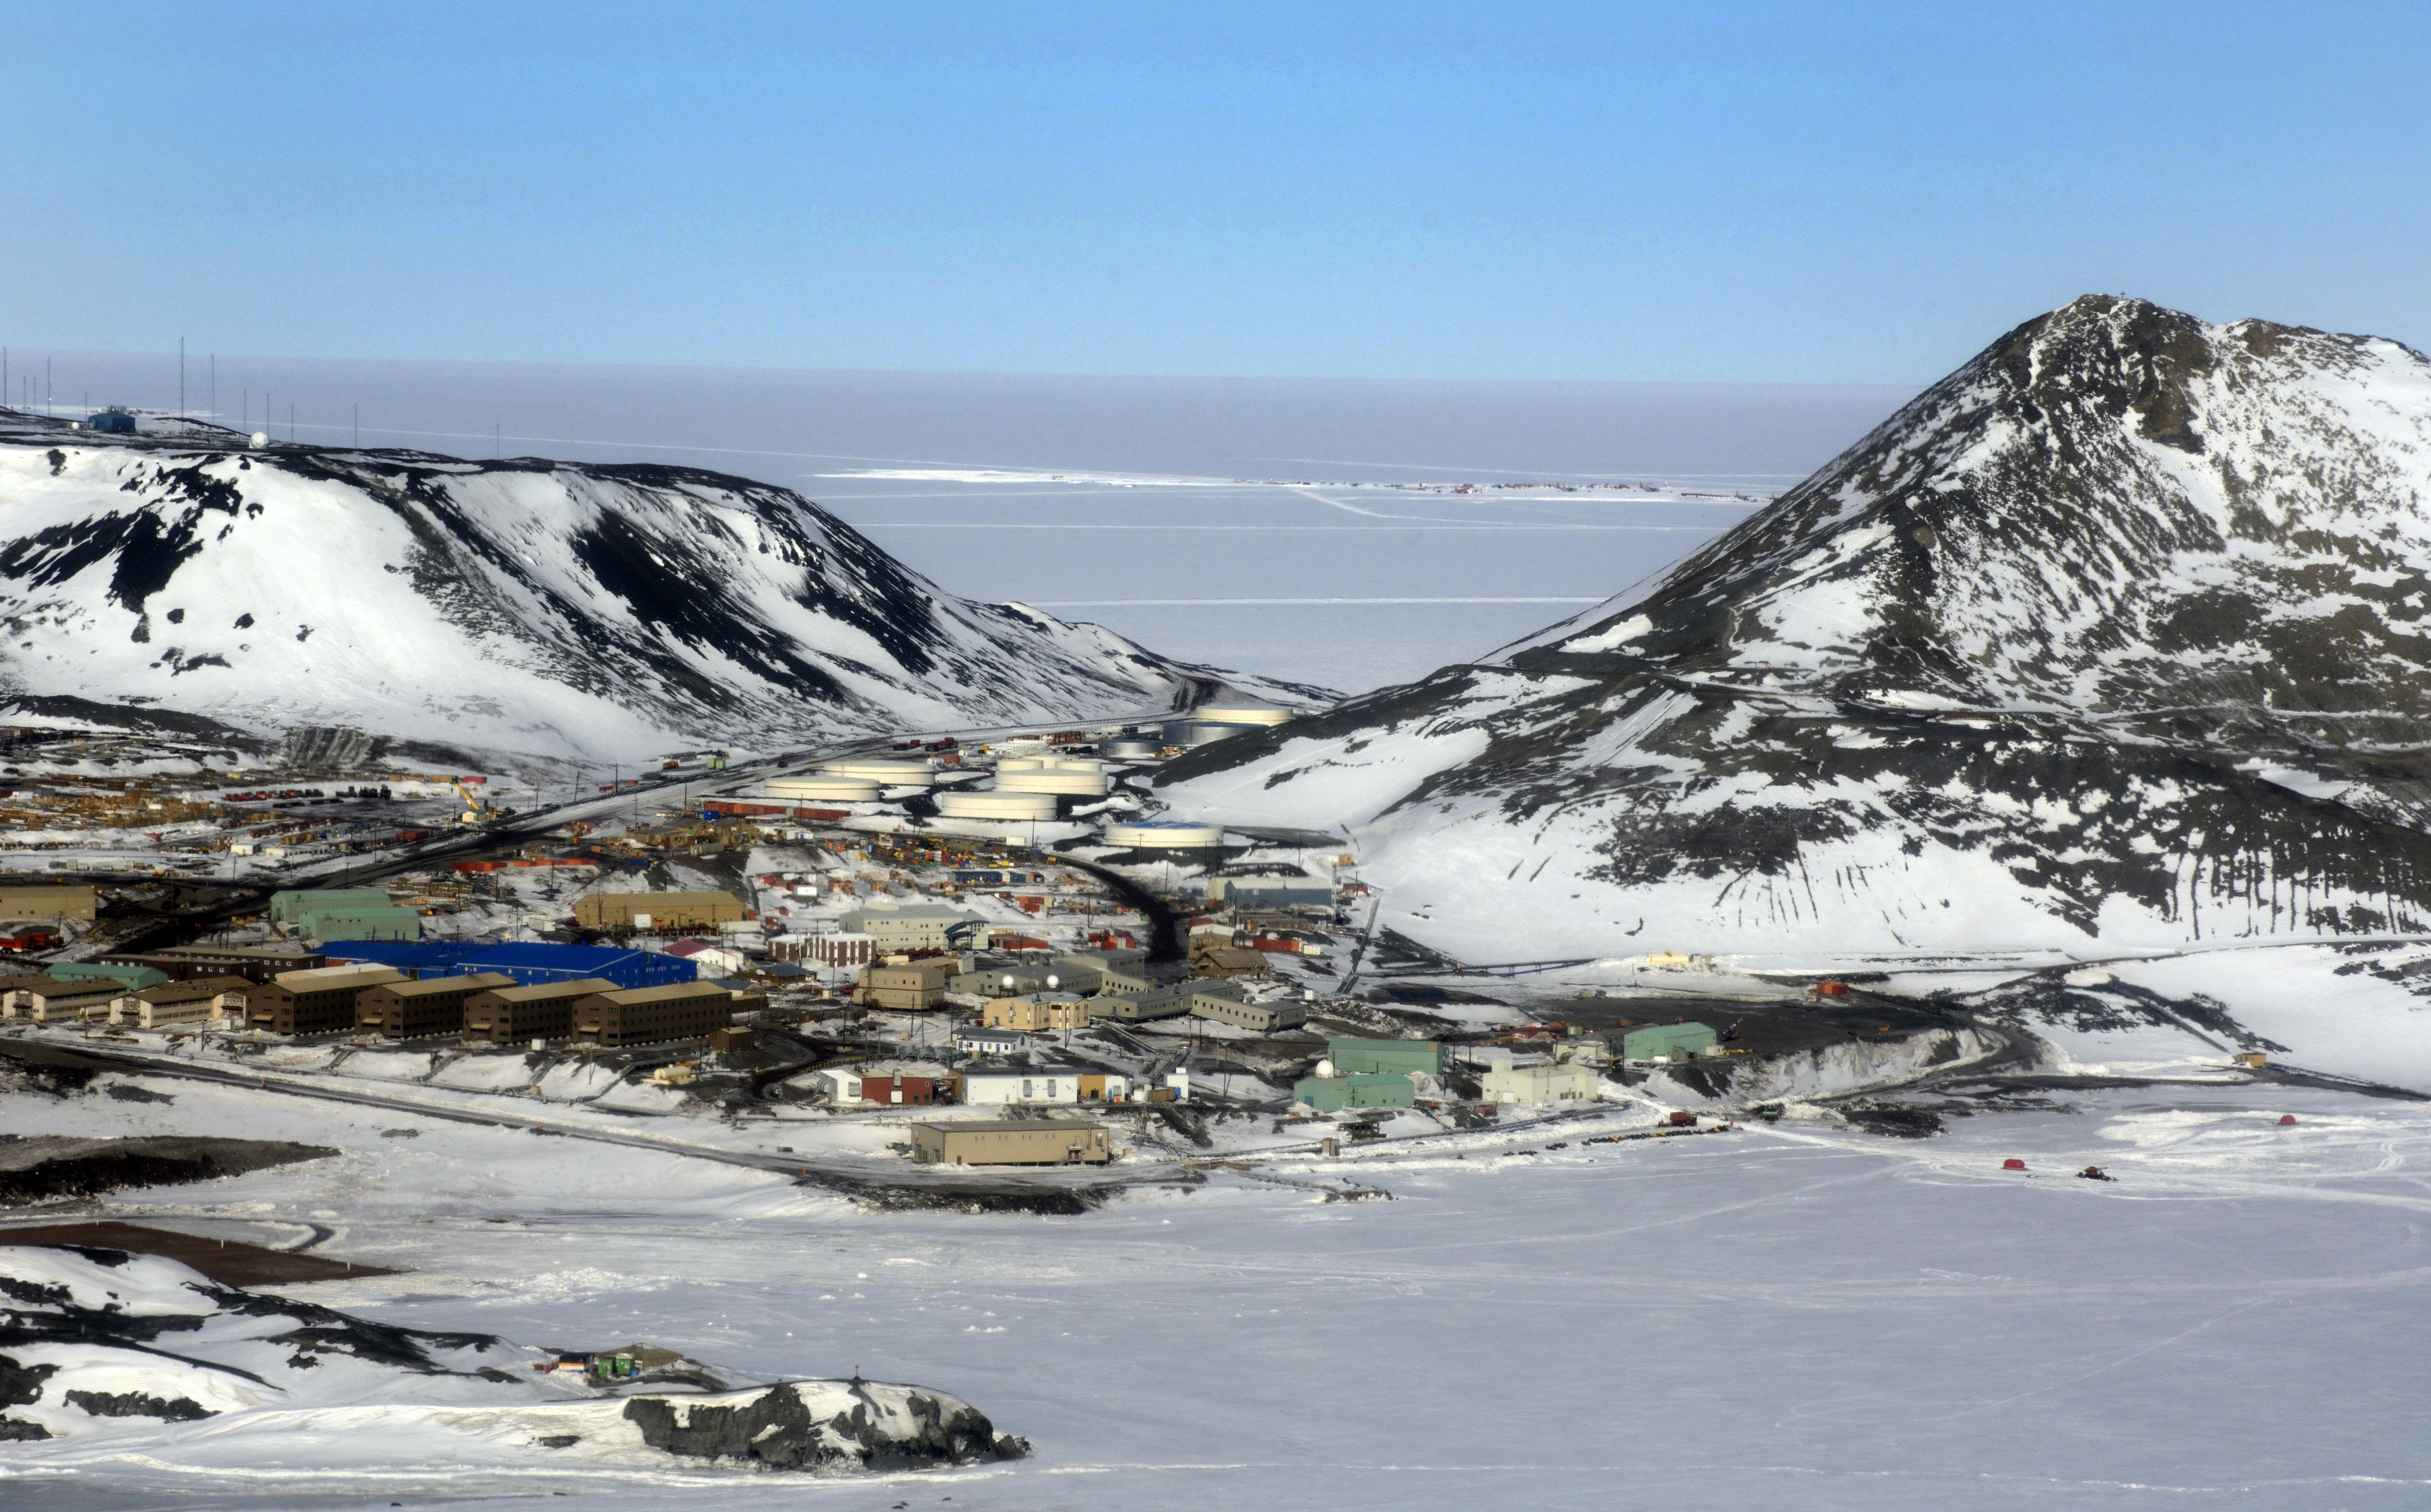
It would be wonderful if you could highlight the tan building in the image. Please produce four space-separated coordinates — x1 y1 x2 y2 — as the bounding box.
246 965 407 1036
982 992 1092 1031
573 890 748 930
1187 985 1307 1033
838 905 987 952
0 971 56 1015
570 983 733 1047
0 886 97 923
1090 983 1192 1023
909 1119 1111 1166
355 972 518 1039
462 977 619 1043
862 959 954 1011
19 975 124 1022
110 976 252 1029
1192 946 1274 979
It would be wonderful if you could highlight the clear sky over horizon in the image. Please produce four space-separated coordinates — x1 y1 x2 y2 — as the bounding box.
4 2 2425 385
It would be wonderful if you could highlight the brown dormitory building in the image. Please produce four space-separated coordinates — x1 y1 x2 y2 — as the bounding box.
0 970 57 1011
111 976 252 1029
460 977 621 1044
570 982 733 1048
101 945 326 984
354 972 517 1039
246 965 407 1036
12 976 126 1023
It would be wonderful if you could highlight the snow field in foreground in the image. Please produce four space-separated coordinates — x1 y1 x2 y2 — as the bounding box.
7 1073 2431 1509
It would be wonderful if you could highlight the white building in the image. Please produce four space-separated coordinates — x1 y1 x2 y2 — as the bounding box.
953 1067 1129 1106
838 904 988 951
665 939 748 978
1481 1062 1603 1106
811 1067 864 1103
953 1026 1029 1056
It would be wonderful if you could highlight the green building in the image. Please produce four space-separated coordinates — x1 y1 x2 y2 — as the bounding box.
1293 1071 1416 1113
1327 1038 1444 1077
298 906 422 942
1621 1022 1719 1062
270 888 391 925
50 962 168 991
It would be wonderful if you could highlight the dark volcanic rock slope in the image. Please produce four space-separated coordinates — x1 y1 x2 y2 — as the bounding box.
0 431 1313 762
1158 296 2431 960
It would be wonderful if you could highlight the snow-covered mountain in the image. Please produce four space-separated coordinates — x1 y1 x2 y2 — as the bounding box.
0 421 1322 765
1157 296 2431 962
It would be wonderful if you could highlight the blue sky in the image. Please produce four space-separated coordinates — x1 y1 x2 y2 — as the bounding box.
3 2 2425 382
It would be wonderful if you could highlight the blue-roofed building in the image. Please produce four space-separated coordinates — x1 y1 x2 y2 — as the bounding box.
448 942 696 990
318 939 485 978
88 409 137 434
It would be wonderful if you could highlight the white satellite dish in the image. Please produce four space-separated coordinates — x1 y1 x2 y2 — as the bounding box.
1045 974 1059 990
248 431 269 449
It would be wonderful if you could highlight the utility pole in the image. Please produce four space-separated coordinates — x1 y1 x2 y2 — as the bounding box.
209 355 215 424
352 403 359 447
180 338 186 418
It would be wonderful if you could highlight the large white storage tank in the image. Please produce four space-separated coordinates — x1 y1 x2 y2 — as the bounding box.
1192 705 1297 727
937 790 1059 821
817 758 937 788
758 777 881 802
1162 720 1262 747
993 755 1110 796
1103 818 1225 848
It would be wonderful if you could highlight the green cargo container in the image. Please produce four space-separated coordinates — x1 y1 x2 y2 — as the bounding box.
1293 1071 1416 1113
1327 1038 1445 1076
50 962 168 991
270 888 391 925
1621 1022 1719 1062
298 906 422 942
